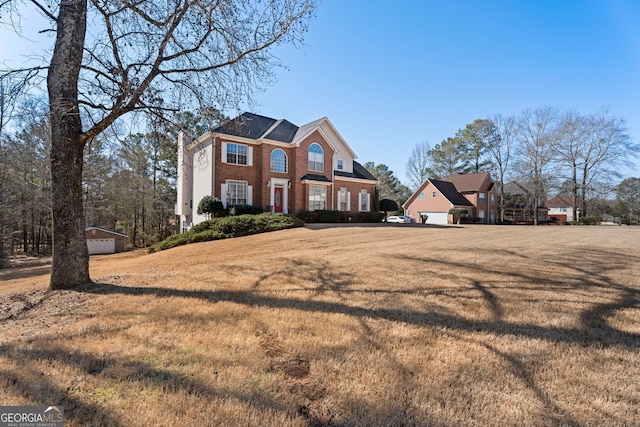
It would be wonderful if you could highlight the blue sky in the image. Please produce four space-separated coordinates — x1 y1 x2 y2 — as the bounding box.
2 1 639 185
242 0 640 184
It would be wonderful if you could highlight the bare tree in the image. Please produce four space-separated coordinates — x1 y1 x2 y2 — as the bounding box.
580 109 637 215
515 107 559 225
2 0 317 289
487 114 515 222
405 141 432 191
552 110 588 221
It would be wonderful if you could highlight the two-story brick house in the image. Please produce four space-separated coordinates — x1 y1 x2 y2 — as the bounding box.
176 112 378 230
402 172 498 225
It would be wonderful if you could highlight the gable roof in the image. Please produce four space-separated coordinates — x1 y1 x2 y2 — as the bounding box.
444 172 492 192
430 180 474 207
404 178 474 208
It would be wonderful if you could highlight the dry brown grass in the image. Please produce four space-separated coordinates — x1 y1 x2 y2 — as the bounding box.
1 224 639 426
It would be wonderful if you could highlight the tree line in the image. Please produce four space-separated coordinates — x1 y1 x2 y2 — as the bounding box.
0 94 225 265
367 106 638 224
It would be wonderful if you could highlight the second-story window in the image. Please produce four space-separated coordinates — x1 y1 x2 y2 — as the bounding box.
337 159 344 170
270 149 287 173
308 143 324 172
227 143 247 165
479 192 486 203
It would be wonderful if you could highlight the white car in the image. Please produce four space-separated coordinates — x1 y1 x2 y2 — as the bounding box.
386 215 411 223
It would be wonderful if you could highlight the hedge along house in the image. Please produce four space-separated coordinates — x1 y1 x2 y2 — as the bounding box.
403 172 498 225
85 226 127 255
176 112 378 231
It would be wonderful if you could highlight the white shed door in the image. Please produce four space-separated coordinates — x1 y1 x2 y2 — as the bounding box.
425 212 448 225
87 238 115 255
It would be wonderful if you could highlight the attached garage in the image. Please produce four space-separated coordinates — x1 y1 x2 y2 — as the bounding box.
85 227 127 255
420 211 449 225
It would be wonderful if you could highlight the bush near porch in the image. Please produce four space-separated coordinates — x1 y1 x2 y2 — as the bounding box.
148 213 303 253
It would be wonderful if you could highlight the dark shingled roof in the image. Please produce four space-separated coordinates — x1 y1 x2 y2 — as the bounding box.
213 112 278 140
444 172 491 192
301 174 331 182
353 161 376 181
334 161 377 181
264 119 299 143
430 179 474 207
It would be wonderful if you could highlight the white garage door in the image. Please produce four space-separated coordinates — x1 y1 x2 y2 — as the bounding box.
424 212 448 225
87 238 115 255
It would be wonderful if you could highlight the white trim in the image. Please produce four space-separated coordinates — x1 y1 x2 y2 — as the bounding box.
359 190 370 212
270 148 288 173
334 175 378 184
210 133 261 146
221 183 227 207
301 179 332 186
269 177 290 214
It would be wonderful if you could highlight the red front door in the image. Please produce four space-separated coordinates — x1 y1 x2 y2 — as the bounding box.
274 187 283 213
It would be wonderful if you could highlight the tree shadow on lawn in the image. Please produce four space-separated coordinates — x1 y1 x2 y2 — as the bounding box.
74 257 639 350
0 341 294 426
3 245 638 425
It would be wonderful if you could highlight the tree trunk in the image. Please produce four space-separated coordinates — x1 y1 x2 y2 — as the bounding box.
48 0 90 289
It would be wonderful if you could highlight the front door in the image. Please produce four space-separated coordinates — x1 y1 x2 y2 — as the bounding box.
274 186 284 213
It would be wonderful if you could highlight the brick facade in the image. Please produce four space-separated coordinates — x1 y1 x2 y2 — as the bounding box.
176 114 378 229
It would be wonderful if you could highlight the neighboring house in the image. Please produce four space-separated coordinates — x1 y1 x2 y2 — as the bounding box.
176 112 378 231
85 226 127 255
547 195 580 223
402 172 498 225
502 182 549 223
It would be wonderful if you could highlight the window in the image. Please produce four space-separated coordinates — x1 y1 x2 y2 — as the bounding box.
419 192 425 200
339 187 348 211
226 143 248 165
432 191 437 198
270 149 287 173
479 193 486 203
308 143 324 172
408 210 413 217
226 180 247 206
491 194 495 206
337 159 344 170
479 209 486 220
359 189 370 212
309 185 326 211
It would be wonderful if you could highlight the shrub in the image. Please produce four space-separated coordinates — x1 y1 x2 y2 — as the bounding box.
229 205 264 216
316 210 341 223
297 211 318 223
197 195 224 218
352 211 385 223
148 213 303 252
579 216 601 225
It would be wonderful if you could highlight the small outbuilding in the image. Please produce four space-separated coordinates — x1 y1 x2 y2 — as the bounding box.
85 226 127 255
